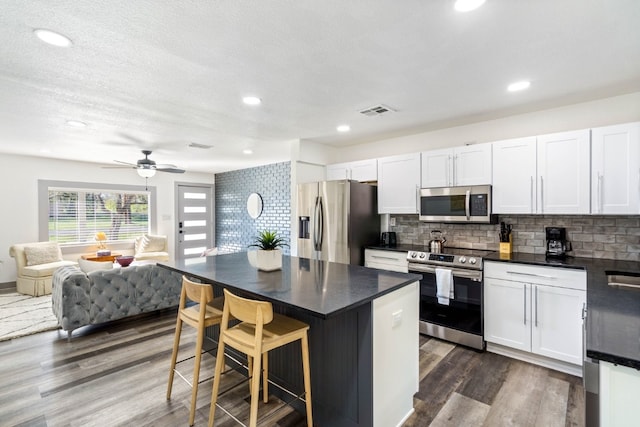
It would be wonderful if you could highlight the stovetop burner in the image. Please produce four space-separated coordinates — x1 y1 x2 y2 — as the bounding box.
406 247 494 270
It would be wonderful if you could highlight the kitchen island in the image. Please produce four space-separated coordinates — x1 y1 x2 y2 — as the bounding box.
158 252 421 427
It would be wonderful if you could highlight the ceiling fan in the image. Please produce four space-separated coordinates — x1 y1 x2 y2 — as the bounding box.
107 150 185 177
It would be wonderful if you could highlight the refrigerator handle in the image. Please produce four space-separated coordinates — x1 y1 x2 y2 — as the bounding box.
315 197 324 251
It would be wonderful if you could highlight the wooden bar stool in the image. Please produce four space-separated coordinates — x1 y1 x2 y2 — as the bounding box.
208 289 313 427
167 276 224 426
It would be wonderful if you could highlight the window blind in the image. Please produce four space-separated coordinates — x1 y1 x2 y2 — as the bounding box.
48 188 150 244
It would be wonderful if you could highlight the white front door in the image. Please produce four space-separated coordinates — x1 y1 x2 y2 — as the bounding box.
176 184 214 260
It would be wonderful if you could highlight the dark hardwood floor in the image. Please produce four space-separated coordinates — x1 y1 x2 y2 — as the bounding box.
0 309 584 426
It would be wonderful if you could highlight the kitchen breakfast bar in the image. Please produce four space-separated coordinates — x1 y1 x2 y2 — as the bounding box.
159 252 421 427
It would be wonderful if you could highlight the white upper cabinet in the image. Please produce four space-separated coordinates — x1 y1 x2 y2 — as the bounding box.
326 159 378 182
591 122 640 214
492 137 537 214
377 153 421 214
421 143 492 188
537 129 591 214
455 143 493 186
421 148 451 187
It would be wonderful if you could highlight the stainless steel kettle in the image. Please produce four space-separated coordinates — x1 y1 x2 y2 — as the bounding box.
429 230 446 253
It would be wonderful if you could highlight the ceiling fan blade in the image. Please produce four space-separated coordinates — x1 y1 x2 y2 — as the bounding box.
101 165 137 169
156 167 185 173
155 163 179 169
113 160 138 166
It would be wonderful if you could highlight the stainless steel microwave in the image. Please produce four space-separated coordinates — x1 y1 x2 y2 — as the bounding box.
419 185 497 223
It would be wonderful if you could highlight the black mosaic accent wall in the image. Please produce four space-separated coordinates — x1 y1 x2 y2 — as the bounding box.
215 162 291 254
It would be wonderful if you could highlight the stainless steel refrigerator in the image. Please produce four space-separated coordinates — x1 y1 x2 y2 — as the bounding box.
297 180 379 265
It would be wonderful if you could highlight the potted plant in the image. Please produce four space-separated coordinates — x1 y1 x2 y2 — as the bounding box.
248 230 288 271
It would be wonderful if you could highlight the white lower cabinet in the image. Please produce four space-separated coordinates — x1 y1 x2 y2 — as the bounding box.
365 249 408 273
484 262 586 367
599 360 640 427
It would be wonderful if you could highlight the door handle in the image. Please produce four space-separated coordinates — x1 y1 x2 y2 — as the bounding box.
465 190 471 220
540 176 544 213
535 286 538 327
523 286 527 325
530 176 534 214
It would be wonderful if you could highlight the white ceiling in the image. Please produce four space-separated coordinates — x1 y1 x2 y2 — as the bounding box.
1 1 639 174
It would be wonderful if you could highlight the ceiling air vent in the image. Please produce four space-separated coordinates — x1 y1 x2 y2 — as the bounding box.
359 104 396 117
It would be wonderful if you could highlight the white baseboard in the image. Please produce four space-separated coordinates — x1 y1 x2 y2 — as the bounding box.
486 343 582 377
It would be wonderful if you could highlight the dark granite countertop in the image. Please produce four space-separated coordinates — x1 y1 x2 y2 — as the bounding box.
366 244 429 253
486 252 640 369
158 252 421 319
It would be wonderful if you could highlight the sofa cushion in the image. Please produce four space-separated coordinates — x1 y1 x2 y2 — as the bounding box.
24 243 62 266
22 260 77 278
78 258 114 273
139 234 166 253
134 251 169 261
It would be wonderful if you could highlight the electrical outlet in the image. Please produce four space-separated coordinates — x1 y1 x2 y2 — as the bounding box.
389 217 396 227
392 309 402 328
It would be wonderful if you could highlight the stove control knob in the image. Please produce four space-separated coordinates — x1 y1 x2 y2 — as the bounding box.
459 256 466 263
469 258 477 265
419 252 426 259
410 252 417 258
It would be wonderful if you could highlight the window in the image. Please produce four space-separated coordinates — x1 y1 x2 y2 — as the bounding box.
39 181 157 245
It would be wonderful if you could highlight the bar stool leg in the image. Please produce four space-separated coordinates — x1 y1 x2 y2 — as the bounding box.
166 316 183 399
188 324 207 426
208 340 226 427
249 353 262 427
301 333 313 427
262 353 269 403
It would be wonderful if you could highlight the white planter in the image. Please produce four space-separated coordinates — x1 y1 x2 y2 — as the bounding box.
247 249 282 272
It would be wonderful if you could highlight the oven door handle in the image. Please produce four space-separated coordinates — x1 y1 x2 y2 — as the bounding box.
408 264 482 281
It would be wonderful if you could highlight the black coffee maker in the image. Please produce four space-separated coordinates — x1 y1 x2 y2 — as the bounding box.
545 227 570 258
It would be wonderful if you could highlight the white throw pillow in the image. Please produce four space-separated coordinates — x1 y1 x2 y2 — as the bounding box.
24 243 62 266
140 234 166 252
78 258 113 273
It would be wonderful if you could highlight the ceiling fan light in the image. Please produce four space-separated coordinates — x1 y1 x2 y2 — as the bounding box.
137 168 156 178
34 28 73 47
454 0 486 12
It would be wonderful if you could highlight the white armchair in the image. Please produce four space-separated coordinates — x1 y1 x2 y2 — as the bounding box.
9 242 77 296
134 234 170 261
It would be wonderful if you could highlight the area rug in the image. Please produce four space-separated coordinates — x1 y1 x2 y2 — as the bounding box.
0 292 60 342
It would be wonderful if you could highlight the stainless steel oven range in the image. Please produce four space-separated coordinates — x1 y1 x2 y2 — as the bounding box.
407 248 493 350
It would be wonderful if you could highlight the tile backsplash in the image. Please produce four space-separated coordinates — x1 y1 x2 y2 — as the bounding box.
391 214 640 261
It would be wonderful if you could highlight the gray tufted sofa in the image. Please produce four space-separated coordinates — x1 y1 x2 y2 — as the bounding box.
52 263 183 339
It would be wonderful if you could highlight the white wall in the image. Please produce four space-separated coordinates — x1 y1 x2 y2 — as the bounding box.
0 153 214 284
332 91 640 162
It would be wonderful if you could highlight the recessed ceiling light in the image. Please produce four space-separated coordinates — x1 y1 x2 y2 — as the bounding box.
454 0 486 12
243 149 253 155
242 96 261 106
507 80 531 92
34 29 72 47
337 125 351 133
65 120 87 128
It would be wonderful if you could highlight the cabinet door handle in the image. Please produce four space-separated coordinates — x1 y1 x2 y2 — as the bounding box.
530 176 534 214
506 271 556 280
535 285 538 327
582 302 587 320
523 286 527 325
540 176 544 213
452 155 457 186
415 185 420 214
371 255 400 261
447 155 452 186
597 173 603 214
